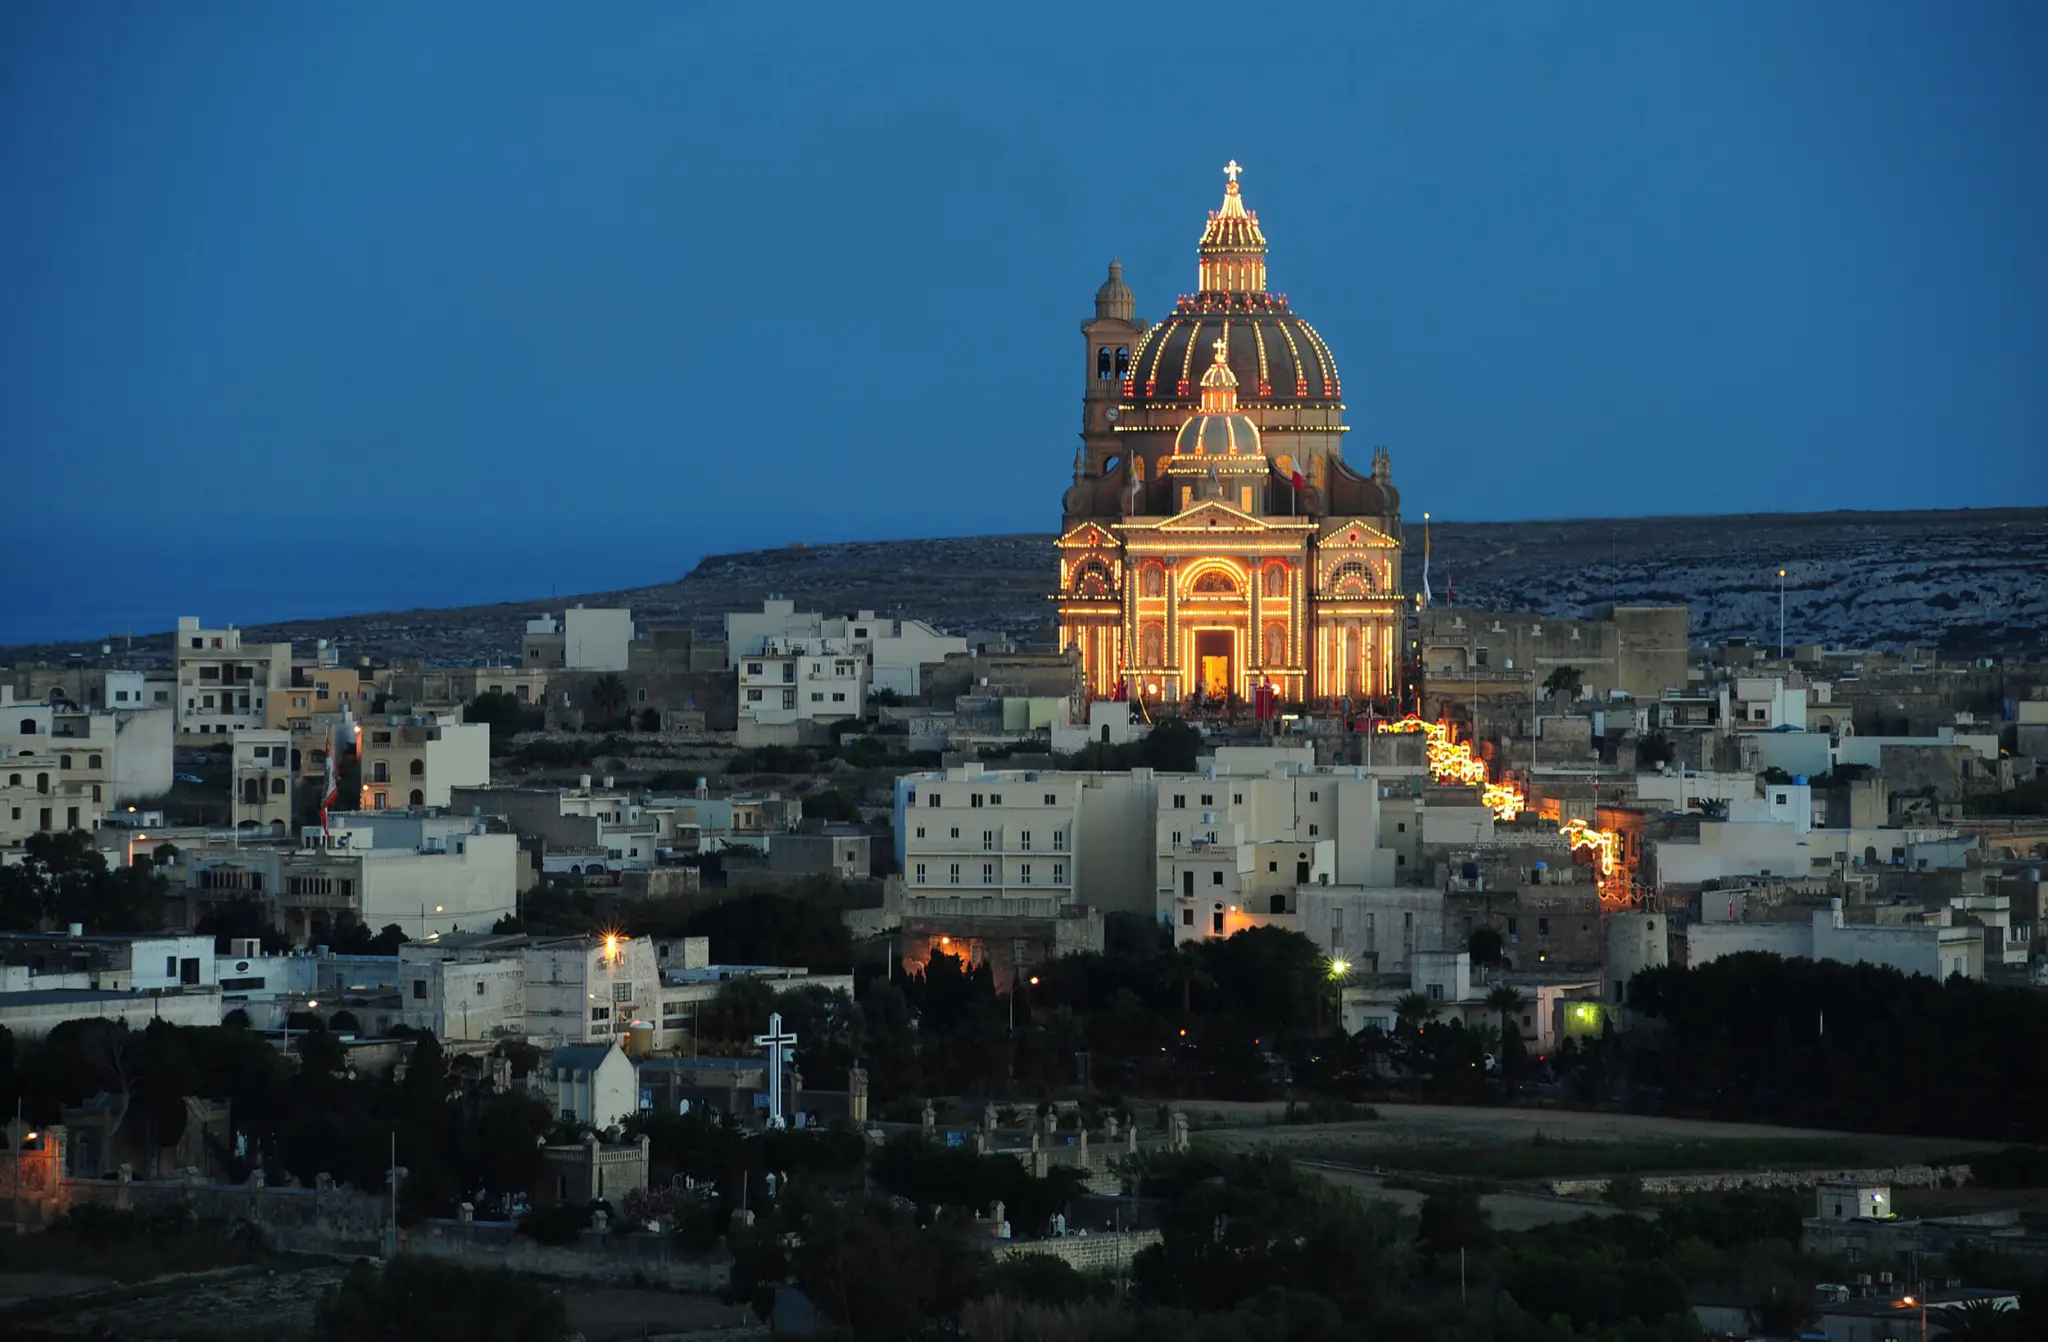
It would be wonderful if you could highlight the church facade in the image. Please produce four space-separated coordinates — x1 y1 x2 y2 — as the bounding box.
1056 164 1407 708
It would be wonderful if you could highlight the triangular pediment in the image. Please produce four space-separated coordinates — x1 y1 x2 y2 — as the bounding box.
1317 519 1400 549
1055 521 1119 549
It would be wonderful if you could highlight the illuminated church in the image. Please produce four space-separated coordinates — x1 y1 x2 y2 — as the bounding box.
1057 163 1406 707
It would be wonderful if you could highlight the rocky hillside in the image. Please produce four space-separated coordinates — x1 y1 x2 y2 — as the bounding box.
4 510 2042 667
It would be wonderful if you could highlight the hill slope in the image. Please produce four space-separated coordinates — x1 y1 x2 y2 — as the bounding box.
4 509 2041 666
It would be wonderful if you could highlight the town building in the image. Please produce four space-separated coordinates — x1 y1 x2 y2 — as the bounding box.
522 933 662 1050
541 1041 637 1129
172 617 291 743
0 932 218 990
1055 165 1407 706
231 728 294 834
394 938 526 1042
180 812 518 944
522 607 635 672
0 987 221 1039
1687 897 1984 981
736 637 867 739
1 687 124 844
356 712 490 810
726 601 968 700
1418 605 1689 708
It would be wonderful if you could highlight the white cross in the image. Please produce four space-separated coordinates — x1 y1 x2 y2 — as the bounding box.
1224 159 1242 184
754 1011 799 1129
1213 337 1228 362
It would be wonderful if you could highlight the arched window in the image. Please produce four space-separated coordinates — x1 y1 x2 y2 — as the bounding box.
409 789 425 807
1328 561 1372 596
1115 346 1131 379
270 778 286 795
409 759 425 777
88 754 102 769
1269 894 1287 915
35 773 49 794
1097 347 1113 379
1191 570 1239 595
1072 559 1114 598
60 755 72 770
17 719 34 735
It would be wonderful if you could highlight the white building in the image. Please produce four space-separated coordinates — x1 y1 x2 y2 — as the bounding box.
173 617 290 743
725 600 967 700
1652 780 1960 886
395 939 526 1042
0 988 222 1039
543 1041 637 1129
522 933 663 1049
2 688 118 845
0 932 218 990
522 607 635 672
1686 899 1983 981
737 637 867 729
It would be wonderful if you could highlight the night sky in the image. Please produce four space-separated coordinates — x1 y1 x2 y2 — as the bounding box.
3 2 2042 641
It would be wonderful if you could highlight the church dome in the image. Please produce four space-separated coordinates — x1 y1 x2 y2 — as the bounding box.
1170 335 1264 461
1119 165 1342 411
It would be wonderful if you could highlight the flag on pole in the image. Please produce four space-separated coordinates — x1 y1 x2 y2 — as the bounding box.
1421 513 1434 608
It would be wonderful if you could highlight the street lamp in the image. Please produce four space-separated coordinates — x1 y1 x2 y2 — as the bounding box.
1898 1295 1926 1342
1777 569 1787 659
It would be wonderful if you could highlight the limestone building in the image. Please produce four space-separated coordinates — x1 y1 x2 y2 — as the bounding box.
1057 164 1406 707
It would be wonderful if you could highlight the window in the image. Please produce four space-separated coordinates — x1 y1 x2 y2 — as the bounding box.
373 762 389 782
1172 794 1186 809
1538 918 1550 935
1200 794 1213 806
1309 791 1319 802
475 981 486 996
971 794 983 808
165 956 178 978
590 1006 610 1022
1396 822 1406 833
915 826 925 839
1182 908 1194 926
412 980 427 1000
409 789 424 806
409 759 424 777
1170 831 1182 846
831 692 846 702
1052 862 1065 882
982 830 994 850
982 862 994 884
1426 983 1443 1001
1269 861 1278 873
949 863 960 884
1308 824 1320 836
1043 793 1056 806
1020 864 1031 884
746 663 763 675
60 754 72 769
927 794 940 808
914 863 927 884
810 693 823 702
88 754 102 769
1211 871 1224 886
950 827 959 839
989 793 1002 805
1020 831 1032 851
747 689 762 702
1507 918 1518 935
1052 829 1065 851
91 784 101 802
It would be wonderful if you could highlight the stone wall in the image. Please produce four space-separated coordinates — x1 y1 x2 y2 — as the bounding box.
1549 1163 1973 1198
994 1229 1161 1273
61 1171 396 1240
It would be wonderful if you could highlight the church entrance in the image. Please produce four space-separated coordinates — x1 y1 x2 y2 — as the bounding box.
1194 631 1234 700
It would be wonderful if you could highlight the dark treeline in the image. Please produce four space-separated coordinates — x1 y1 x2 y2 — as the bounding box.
1615 952 2048 1143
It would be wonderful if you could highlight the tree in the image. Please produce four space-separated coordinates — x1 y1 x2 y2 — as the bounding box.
589 674 629 728
1394 992 1435 1034
1543 665 1584 703
1485 984 1528 1052
1163 940 1214 1018
463 690 533 750
1416 1185 1495 1261
801 790 862 824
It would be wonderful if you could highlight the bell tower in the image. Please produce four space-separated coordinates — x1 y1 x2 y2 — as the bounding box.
1080 260 1145 479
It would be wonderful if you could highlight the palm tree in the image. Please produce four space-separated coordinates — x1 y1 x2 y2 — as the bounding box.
1485 984 1528 1049
1394 992 1435 1034
589 673 629 727
1934 1299 2019 1342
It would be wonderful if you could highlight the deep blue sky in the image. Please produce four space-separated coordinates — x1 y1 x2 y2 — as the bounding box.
3 2 2043 642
